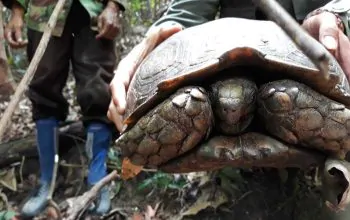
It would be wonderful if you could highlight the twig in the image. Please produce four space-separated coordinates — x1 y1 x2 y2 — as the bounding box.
47 127 62 219
64 170 120 220
0 0 67 141
59 162 85 169
252 0 331 80
19 156 25 184
100 207 131 220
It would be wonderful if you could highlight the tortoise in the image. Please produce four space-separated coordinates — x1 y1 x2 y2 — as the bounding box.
114 17 350 173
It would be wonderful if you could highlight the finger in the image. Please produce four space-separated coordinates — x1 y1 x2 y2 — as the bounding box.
302 15 320 38
337 31 350 80
318 12 339 53
158 23 184 42
107 25 119 39
97 16 103 30
14 27 26 48
14 27 23 43
110 78 127 114
103 25 117 40
96 18 107 39
146 23 183 48
5 29 18 47
108 102 124 132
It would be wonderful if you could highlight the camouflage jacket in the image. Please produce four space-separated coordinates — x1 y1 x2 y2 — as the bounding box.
8 0 127 37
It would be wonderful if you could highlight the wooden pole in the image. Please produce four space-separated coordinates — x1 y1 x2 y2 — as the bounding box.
0 0 67 141
252 0 331 80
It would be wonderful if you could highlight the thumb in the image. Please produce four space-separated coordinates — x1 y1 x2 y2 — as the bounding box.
146 23 184 47
14 27 23 43
318 13 340 53
158 23 184 42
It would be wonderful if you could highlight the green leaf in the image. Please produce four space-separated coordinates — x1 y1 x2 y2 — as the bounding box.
114 180 122 196
137 172 174 191
0 210 16 220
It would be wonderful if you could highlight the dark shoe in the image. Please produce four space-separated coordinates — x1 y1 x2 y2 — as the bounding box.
21 182 50 217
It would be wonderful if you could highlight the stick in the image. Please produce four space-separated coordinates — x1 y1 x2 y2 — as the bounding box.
0 0 67 141
47 127 62 219
64 170 120 220
252 0 331 80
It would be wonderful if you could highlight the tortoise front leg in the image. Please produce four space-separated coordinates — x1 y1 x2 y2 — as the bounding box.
115 86 213 167
159 133 325 173
257 79 350 158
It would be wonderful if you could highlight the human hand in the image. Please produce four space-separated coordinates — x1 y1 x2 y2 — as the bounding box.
303 11 350 79
5 3 27 49
96 1 121 40
107 23 183 132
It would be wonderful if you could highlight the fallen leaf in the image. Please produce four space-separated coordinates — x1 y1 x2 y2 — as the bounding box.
145 203 160 220
179 187 228 218
0 168 17 192
132 212 144 220
121 158 143 180
323 158 350 212
0 191 8 211
47 206 59 219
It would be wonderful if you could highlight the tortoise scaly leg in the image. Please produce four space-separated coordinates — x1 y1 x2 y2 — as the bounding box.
257 79 350 158
210 77 257 135
258 79 350 216
159 133 325 173
115 86 213 167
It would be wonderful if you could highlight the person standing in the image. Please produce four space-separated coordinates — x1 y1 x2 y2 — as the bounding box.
3 0 126 216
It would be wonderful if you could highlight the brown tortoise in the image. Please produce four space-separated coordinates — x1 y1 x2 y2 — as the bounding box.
114 18 350 173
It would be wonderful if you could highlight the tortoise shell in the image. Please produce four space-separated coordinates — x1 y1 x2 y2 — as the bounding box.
123 17 350 132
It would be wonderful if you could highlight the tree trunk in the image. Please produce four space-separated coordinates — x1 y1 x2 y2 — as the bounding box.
0 121 86 168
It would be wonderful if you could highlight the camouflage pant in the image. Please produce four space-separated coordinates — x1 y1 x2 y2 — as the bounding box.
26 0 116 124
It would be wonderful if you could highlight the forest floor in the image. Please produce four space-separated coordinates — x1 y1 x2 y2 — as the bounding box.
0 27 332 219
0 77 327 220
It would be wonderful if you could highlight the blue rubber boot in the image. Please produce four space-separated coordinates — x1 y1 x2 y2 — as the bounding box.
85 122 112 215
21 117 59 217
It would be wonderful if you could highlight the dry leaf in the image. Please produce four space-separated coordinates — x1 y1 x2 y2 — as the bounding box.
121 158 143 180
132 212 144 220
145 203 160 220
0 190 8 210
323 158 350 212
0 168 17 191
179 187 228 218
